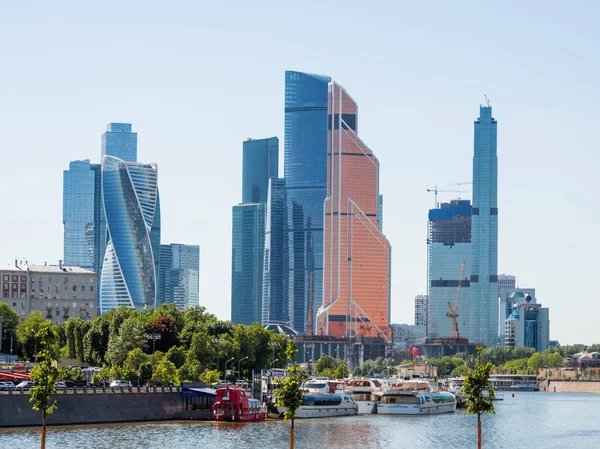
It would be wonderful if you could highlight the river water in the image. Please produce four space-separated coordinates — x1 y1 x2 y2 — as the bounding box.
1 392 599 449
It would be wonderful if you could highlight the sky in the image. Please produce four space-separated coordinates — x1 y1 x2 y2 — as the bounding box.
0 1 598 345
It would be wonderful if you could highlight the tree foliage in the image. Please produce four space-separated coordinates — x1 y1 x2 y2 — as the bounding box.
463 346 495 449
275 341 307 420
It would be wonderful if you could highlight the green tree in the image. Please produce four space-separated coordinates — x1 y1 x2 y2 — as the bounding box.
451 364 470 377
166 346 186 369
16 311 46 361
275 341 308 449
29 321 60 449
333 363 349 379
109 365 124 381
138 362 153 385
106 316 146 366
548 352 563 368
123 348 151 373
152 360 179 386
178 360 203 382
82 314 111 365
0 303 19 353
199 369 221 385
527 352 545 372
463 346 495 449
60 367 84 383
314 355 336 376
92 367 110 386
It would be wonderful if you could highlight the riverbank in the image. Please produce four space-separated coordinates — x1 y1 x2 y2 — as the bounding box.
542 381 600 394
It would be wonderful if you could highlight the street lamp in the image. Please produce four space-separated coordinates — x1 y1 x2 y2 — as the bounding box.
146 333 162 365
270 358 279 370
238 356 249 383
213 337 222 371
269 341 279 361
30 329 37 362
3 330 14 363
224 357 235 384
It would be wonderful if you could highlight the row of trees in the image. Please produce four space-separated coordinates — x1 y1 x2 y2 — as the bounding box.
4 304 292 386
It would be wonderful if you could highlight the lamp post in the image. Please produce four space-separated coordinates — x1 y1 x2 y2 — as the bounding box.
270 358 279 370
30 329 37 362
213 337 222 371
3 330 14 363
146 333 162 365
238 356 249 383
224 357 234 384
269 341 279 362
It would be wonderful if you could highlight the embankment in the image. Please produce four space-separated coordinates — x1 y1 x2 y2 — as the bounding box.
543 381 600 394
0 387 210 427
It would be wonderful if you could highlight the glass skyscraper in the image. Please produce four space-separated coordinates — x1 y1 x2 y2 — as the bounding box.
262 177 288 325
158 244 200 310
63 160 96 270
427 200 472 340
101 123 138 162
100 155 159 312
284 71 331 333
317 81 391 341
470 105 499 347
231 137 279 325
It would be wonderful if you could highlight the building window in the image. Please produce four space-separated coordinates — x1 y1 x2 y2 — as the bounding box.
81 285 85 292
20 275 27 282
73 285 77 292
48 277 52 282
73 302 77 308
2 275 8 281
90 286 94 292
55 286 59 293
56 310 60 316
12 302 16 307
12 275 18 282
73 296 77 300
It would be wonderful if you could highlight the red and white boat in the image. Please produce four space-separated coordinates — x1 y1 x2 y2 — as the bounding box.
211 386 267 422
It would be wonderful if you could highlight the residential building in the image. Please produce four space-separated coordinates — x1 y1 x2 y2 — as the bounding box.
414 294 428 327
0 262 96 324
470 104 499 347
231 137 279 325
427 200 472 340
100 156 159 312
317 80 391 341
101 123 138 162
262 178 288 325
158 244 200 310
390 323 426 349
284 71 331 333
63 160 96 270
505 292 549 352
498 287 535 344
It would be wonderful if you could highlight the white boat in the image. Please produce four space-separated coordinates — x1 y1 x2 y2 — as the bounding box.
348 378 383 414
273 393 358 419
377 381 456 415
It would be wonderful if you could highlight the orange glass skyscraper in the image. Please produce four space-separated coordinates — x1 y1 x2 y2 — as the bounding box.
316 81 391 341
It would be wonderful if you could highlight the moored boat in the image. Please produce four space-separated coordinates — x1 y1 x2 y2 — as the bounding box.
212 386 267 422
272 393 358 419
348 378 383 414
377 381 456 415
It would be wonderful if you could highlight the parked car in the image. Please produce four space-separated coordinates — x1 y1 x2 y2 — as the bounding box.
15 381 35 390
55 381 66 389
0 381 15 391
109 380 132 388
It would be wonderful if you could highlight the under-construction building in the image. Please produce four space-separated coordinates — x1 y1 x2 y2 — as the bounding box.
427 200 472 343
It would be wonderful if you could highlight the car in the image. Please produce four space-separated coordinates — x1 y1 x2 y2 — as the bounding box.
109 380 132 388
15 381 35 390
55 381 66 389
0 381 14 391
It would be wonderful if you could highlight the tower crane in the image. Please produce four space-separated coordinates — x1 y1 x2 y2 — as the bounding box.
426 185 467 208
446 261 465 340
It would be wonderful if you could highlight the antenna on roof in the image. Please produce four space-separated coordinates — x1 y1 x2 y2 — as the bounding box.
485 95 491 107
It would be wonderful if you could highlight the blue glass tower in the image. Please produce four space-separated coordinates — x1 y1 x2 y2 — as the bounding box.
231 137 279 325
159 243 200 310
470 105 499 347
262 178 288 325
284 71 331 333
101 123 138 162
63 160 96 270
100 155 159 312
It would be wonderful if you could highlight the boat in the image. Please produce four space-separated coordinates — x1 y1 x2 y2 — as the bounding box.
377 381 456 415
348 378 383 414
488 374 538 391
272 393 358 419
211 386 267 422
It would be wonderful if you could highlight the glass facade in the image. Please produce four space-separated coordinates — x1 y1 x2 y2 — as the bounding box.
231 203 265 325
470 106 499 347
158 244 200 310
284 71 331 333
101 123 138 162
63 160 96 270
100 156 158 312
262 178 288 324
317 81 391 340
427 200 472 340
242 137 279 203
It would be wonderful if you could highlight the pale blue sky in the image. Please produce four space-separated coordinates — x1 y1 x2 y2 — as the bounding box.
1 1 598 344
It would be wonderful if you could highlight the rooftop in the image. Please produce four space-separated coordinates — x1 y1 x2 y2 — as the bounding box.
0 263 95 274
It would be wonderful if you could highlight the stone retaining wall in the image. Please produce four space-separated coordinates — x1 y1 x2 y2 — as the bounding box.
544 381 600 394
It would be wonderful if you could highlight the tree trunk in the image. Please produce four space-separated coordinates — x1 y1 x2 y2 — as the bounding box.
41 414 46 449
477 415 482 449
290 417 295 449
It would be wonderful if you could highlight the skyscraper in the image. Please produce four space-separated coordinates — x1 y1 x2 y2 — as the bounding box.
262 177 288 325
427 200 472 340
284 71 331 333
317 81 391 340
414 294 428 328
100 155 159 312
101 123 138 162
470 105 499 347
63 160 96 270
231 137 279 325
158 244 200 310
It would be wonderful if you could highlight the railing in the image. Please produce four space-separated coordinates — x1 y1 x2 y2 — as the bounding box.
0 386 182 395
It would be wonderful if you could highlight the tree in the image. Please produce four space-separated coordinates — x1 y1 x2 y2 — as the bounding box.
92 367 110 386
333 363 349 379
60 367 84 383
29 321 60 449
105 316 146 366
199 369 221 385
451 364 470 377
463 346 495 449
0 303 19 353
314 355 336 375
138 362 153 385
16 311 46 361
152 360 179 386
527 352 545 372
148 315 177 352
166 346 186 369
178 360 203 382
123 348 151 374
275 341 307 449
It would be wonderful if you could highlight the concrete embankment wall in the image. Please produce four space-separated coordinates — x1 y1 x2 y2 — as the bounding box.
544 381 600 394
0 390 188 427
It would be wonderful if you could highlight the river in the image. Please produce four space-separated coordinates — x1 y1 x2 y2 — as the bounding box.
1 392 599 448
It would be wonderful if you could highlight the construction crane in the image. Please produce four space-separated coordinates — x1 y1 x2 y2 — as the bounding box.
426 185 467 208
446 261 465 339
